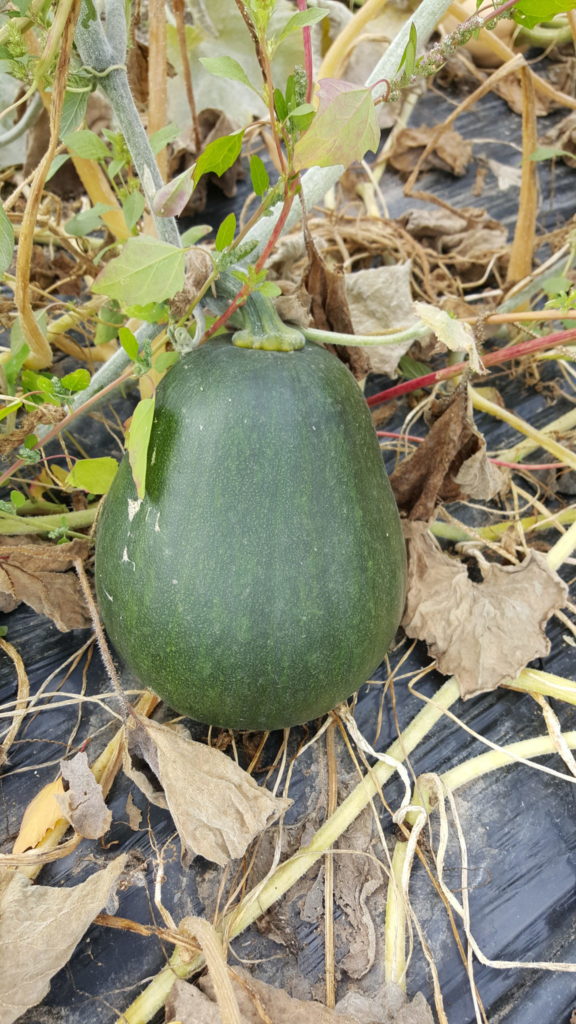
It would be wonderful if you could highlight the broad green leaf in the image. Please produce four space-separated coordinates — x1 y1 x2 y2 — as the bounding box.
152 167 194 218
514 0 575 19
180 224 212 246
249 154 270 196
123 191 146 230
66 457 118 495
92 237 186 305
275 7 327 43
118 326 140 361
397 21 417 79
62 130 111 160
126 397 155 499
149 123 180 154
215 212 236 251
293 82 379 172
46 154 70 182
60 90 89 138
193 131 244 186
0 202 14 277
60 368 90 392
199 56 254 90
123 301 169 323
65 203 112 237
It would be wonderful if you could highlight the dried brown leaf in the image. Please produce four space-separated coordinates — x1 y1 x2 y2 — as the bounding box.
57 751 112 839
345 264 423 376
402 524 568 698
0 538 90 631
200 969 361 1023
125 791 143 831
337 983 435 1024
0 855 127 1024
124 716 291 866
304 233 369 380
389 386 505 520
388 127 472 177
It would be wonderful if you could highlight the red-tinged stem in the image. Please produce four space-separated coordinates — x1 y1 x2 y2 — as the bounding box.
376 432 568 469
296 0 314 103
203 178 299 342
367 326 576 407
0 365 134 489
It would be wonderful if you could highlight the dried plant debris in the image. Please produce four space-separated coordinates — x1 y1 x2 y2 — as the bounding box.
388 126 472 177
0 854 127 1024
123 715 291 866
399 207 509 283
57 751 112 840
402 523 568 698
345 264 423 376
304 232 369 379
389 386 506 521
0 538 90 631
166 970 434 1024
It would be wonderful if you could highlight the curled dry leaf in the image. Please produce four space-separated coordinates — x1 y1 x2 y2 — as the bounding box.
57 751 112 840
389 386 505 521
123 715 291 866
413 302 484 374
304 232 369 380
0 538 90 631
402 524 568 698
0 854 127 1024
388 126 472 177
345 264 423 376
12 778 66 854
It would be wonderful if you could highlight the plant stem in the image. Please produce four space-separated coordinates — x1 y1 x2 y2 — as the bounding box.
0 507 99 535
503 669 576 707
470 388 576 474
304 324 430 347
429 507 576 544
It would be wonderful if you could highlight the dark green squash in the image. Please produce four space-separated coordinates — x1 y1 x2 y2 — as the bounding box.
95 336 406 731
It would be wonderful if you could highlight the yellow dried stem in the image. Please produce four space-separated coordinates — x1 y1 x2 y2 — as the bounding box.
470 387 576 473
0 638 30 768
506 66 538 285
148 0 168 182
324 722 338 1008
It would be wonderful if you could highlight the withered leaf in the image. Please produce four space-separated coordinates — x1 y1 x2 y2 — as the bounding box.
200 969 361 1024
388 126 472 177
304 232 369 380
402 524 568 698
0 538 90 631
124 716 291 866
345 264 423 376
0 855 127 1024
389 386 505 520
413 302 485 374
58 751 112 839
12 778 66 854
337 983 435 1024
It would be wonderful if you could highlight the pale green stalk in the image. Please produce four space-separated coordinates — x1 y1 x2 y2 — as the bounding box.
430 508 576 544
0 507 98 535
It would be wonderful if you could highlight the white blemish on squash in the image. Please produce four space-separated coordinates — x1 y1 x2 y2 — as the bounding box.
128 498 142 521
155 513 161 533
122 547 136 570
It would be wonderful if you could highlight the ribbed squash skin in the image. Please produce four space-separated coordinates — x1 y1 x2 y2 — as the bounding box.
95 337 406 731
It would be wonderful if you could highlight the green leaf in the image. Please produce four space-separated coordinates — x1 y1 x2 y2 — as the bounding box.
118 326 140 361
249 154 270 196
46 154 70 182
65 203 112 237
126 397 155 499
514 0 576 19
123 301 169 323
287 101 315 132
60 90 90 138
10 490 26 509
123 191 146 230
397 21 417 79
149 123 180 154
199 55 254 90
67 457 118 495
193 131 244 186
92 237 187 305
530 145 572 161
62 129 111 160
275 7 327 43
273 88 288 122
0 202 14 277
180 224 212 246
60 368 90 392
293 82 380 172
0 400 22 422
215 212 236 251
94 300 124 345
152 167 194 218
21 370 61 406
154 350 180 373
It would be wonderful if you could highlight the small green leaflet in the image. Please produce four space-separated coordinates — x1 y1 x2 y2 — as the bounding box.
293 81 379 172
123 301 168 323
275 7 327 43
126 397 155 499
66 457 118 495
123 191 146 230
92 237 186 305
60 368 90 392
215 213 236 251
0 202 14 277
530 145 572 161
199 56 254 91
46 154 70 182
0 400 22 423
249 154 269 196
62 130 111 161
9 490 25 509
397 22 418 80
118 326 140 361
152 167 194 218
149 123 180 155
65 203 113 237
193 131 244 186
154 350 180 373
514 0 575 23
60 91 90 138
180 224 212 246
